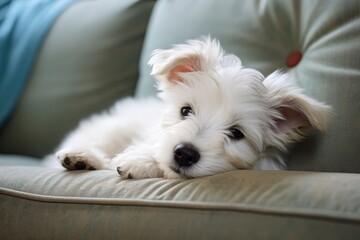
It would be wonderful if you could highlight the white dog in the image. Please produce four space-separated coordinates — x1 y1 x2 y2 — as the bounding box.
51 37 331 179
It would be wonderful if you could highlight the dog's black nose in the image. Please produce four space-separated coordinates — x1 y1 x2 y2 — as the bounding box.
174 143 200 167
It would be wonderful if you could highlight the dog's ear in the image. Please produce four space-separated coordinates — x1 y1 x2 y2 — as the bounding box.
151 55 200 83
264 71 331 147
148 36 224 84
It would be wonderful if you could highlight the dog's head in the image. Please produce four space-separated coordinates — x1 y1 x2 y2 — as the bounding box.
149 37 331 178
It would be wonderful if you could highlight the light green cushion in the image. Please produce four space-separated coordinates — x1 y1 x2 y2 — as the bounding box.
0 0 155 158
136 0 360 173
0 154 42 167
1 166 360 239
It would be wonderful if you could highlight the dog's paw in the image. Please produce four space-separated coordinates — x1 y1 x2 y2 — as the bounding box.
116 165 135 179
56 149 103 170
112 156 164 179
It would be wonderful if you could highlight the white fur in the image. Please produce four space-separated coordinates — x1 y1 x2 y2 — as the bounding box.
46 37 331 179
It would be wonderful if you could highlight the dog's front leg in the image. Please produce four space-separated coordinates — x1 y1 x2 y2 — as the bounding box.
110 146 164 179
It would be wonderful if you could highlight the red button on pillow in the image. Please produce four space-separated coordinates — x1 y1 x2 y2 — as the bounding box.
286 51 302 67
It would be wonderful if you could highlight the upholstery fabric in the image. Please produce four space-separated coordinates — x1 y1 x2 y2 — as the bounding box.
1 166 360 239
0 0 75 127
0 0 155 157
136 0 360 173
0 154 42 166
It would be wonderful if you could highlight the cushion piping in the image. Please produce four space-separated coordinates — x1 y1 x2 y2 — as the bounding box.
1 187 359 223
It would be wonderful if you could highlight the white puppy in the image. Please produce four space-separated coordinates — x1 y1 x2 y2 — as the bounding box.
52 37 331 179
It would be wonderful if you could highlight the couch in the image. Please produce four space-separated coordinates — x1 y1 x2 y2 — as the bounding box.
1 0 360 239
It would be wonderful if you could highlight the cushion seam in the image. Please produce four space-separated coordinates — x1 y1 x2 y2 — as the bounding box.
1 186 359 223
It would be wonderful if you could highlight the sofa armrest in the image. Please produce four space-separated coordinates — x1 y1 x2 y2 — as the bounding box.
1 166 359 239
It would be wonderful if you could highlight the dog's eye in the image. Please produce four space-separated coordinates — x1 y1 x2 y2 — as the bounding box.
227 128 244 140
181 106 193 117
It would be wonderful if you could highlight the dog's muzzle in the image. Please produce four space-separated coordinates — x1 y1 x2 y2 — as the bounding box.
173 143 200 167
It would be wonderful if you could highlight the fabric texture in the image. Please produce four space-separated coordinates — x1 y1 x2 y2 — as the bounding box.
0 0 75 127
0 0 155 157
135 0 360 173
0 154 42 166
1 166 360 239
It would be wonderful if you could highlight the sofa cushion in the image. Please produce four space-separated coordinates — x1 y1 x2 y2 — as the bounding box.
135 0 360 173
0 154 42 167
1 167 360 239
0 0 155 158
